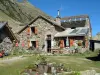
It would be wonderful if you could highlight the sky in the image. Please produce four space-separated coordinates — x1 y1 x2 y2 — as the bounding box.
28 0 100 36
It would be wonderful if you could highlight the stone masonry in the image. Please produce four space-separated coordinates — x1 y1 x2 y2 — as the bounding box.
19 18 63 52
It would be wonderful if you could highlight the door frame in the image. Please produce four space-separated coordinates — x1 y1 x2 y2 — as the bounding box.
45 32 53 52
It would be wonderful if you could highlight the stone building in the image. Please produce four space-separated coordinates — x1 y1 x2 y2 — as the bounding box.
17 11 92 52
0 22 17 51
55 15 92 48
17 15 65 52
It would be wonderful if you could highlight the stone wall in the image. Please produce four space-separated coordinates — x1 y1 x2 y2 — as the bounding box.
94 43 100 50
85 18 92 39
0 29 13 51
19 18 63 51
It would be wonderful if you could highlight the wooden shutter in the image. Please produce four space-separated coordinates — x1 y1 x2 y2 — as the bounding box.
35 27 37 34
60 40 64 48
27 27 30 35
28 40 30 48
36 41 38 48
70 39 74 47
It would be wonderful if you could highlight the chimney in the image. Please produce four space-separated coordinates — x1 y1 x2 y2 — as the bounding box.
56 10 61 25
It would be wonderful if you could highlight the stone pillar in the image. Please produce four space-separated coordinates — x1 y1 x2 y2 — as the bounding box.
85 18 92 39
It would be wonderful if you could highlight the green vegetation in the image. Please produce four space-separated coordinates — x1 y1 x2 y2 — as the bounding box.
0 50 100 75
36 54 47 65
0 0 51 33
0 0 50 23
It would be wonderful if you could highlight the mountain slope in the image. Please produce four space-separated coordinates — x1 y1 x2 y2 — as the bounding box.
0 0 51 33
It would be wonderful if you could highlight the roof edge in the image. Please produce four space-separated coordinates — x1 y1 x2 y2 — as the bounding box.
17 15 65 34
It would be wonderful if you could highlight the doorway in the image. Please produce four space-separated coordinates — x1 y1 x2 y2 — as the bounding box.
46 35 51 53
31 41 36 49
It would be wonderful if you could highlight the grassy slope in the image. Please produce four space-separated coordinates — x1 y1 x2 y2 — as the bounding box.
18 2 50 19
0 11 23 33
0 0 51 33
0 51 100 75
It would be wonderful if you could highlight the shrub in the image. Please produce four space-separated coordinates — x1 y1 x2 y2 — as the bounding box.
26 63 36 69
36 55 47 65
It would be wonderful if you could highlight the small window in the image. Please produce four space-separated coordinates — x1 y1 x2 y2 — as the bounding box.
71 27 76 29
31 27 38 34
31 41 38 48
31 27 35 33
31 41 36 48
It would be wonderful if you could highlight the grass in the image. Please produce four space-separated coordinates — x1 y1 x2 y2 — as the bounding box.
48 56 100 72
0 56 36 75
0 50 100 75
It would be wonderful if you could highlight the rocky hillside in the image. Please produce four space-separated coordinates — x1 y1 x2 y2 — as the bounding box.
0 0 51 33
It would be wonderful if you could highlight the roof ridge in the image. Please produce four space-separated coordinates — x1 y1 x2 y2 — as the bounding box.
17 15 65 34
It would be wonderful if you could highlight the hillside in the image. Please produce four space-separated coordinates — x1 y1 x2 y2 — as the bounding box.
0 0 51 33
93 32 100 40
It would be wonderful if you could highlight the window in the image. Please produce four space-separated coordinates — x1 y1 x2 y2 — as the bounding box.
31 41 38 48
31 27 35 33
31 27 37 34
71 27 76 29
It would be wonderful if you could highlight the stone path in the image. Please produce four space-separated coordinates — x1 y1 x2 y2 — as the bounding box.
0 56 25 65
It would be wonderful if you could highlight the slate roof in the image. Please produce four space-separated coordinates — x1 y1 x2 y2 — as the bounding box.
0 22 7 29
0 22 18 41
61 20 86 28
55 27 89 37
61 15 89 28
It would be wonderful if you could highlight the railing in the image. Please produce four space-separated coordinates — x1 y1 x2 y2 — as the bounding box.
51 48 64 54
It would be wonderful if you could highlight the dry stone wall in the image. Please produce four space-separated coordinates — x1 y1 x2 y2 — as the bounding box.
0 31 13 51
19 18 62 51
